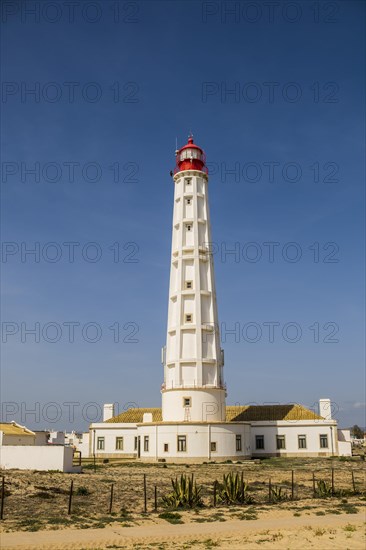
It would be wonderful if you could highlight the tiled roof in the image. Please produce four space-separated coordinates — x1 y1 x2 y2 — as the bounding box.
106 408 163 423
0 422 35 436
226 404 323 422
107 404 323 424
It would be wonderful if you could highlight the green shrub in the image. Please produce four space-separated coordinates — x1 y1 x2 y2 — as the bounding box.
76 486 90 496
158 511 184 524
30 491 54 499
217 472 254 505
162 474 204 509
316 480 333 498
270 485 288 502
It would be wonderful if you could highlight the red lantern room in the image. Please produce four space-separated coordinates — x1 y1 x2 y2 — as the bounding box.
174 135 208 175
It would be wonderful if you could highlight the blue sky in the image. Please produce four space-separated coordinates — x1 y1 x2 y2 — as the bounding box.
1 0 365 431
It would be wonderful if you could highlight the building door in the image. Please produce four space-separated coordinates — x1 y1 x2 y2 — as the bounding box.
137 436 141 458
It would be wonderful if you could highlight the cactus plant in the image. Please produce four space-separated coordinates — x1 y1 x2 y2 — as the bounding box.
162 474 204 509
217 472 254 505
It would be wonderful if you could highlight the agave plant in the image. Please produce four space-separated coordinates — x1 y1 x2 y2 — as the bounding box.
162 474 204 509
270 485 288 502
217 472 254 505
316 479 333 498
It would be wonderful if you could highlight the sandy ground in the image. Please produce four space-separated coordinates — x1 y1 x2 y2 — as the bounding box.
1 458 365 548
1 511 365 549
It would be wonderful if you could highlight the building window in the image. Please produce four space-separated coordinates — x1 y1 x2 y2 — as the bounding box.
144 436 149 452
255 435 264 450
186 224 192 232
185 281 193 289
298 435 307 449
185 314 192 323
211 441 217 452
236 435 242 451
186 198 191 205
183 397 191 407
164 443 169 452
97 437 105 450
134 437 138 451
185 178 192 185
276 435 286 450
115 437 124 450
320 434 328 448
177 435 187 452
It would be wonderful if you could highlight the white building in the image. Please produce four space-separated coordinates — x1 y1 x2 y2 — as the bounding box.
0 422 36 446
89 135 351 461
0 422 81 472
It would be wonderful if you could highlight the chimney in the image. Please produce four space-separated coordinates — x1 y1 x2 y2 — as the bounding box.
142 413 153 423
319 399 332 420
103 403 115 422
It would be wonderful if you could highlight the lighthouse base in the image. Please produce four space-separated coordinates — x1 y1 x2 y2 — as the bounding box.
161 388 227 423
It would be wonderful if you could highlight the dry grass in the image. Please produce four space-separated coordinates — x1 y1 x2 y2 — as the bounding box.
0 456 365 532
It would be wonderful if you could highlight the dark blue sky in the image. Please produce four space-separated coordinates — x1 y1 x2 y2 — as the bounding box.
1 0 365 430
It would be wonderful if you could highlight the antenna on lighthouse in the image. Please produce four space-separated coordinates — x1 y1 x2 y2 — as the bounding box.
175 137 179 156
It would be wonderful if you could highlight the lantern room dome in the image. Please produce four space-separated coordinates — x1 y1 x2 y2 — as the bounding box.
174 135 208 175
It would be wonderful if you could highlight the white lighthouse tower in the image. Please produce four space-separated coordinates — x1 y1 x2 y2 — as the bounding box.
92 134 345 463
161 135 226 423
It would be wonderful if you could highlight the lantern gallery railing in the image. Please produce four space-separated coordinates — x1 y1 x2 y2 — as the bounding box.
161 382 227 391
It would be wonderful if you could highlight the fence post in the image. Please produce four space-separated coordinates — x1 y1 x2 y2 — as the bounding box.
143 474 147 513
268 478 272 503
154 485 157 512
0 476 5 520
331 468 335 496
109 483 114 514
351 470 356 493
213 480 217 507
291 470 294 500
312 472 316 497
68 480 74 515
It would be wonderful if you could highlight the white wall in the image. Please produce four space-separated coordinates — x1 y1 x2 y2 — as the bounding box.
0 445 80 473
337 429 352 456
138 422 251 461
162 388 226 422
49 431 65 444
89 424 138 458
75 433 90 458
251 421 338 456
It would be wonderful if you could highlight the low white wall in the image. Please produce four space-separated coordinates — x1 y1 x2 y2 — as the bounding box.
0 445 80 473
338 440 352 456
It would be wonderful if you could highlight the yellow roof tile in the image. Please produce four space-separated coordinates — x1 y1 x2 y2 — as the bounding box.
0 422 35 436
226 404 323 422
107 404 322 424
106 408 162 423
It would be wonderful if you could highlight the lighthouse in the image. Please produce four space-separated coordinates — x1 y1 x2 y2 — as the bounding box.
91 134 344 462
161 135 226 423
